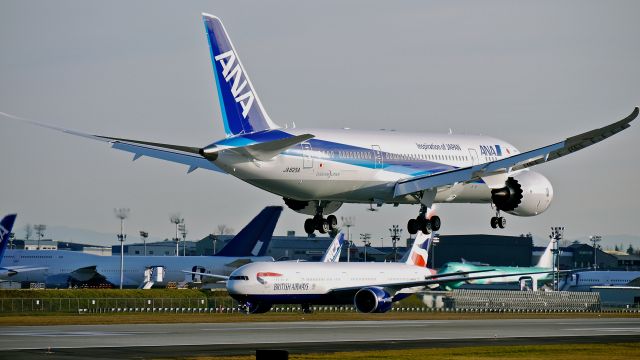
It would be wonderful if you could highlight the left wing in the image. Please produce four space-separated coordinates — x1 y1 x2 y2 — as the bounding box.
0 266 48 278
1 112 224 174
395 107 638 196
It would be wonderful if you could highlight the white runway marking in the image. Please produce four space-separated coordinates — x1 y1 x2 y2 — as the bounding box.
199 322 447 331
564 327 640 332
0 331 150 337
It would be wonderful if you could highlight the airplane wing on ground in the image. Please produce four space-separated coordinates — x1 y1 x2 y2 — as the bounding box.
0 266 48 278
328 269 559 298
181 271 229 282
395 107 638 197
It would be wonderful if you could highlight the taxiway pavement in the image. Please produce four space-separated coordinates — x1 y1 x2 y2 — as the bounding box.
1 318 638 359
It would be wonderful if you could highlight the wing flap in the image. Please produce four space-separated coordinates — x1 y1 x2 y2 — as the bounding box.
395 107 637 196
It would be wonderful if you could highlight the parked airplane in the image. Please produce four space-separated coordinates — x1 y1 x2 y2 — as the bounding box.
438 237 555 291
321 232 346 263
0 206 281 288
0 214 47 279
3 14 636 236
224 232 553 313
560 270 640 291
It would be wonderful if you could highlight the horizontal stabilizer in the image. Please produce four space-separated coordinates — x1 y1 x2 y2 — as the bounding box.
202 133 314 161
242 134 314 161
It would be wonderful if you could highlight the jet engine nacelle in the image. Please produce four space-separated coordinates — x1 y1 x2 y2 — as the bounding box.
491 171 553 217
354 286 394 313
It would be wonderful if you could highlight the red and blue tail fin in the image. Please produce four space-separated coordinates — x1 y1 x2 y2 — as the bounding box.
403 232 432 267
202 14 279 136
0 214 17 261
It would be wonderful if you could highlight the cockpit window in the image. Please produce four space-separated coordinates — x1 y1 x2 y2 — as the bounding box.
229 275 249 281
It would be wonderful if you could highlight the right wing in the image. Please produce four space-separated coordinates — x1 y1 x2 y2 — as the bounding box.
395 107 638 196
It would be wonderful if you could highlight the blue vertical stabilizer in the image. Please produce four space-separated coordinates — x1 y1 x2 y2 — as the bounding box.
216 206 282 257
0 214 17 261
202 13 279 136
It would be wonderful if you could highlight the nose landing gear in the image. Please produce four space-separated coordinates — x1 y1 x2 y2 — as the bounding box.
490 209 506 229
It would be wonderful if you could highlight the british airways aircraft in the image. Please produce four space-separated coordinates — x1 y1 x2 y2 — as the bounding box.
3 14 636 236
225 232 552 314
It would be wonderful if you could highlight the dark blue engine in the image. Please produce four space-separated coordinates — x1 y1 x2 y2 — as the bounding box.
353 287 393 313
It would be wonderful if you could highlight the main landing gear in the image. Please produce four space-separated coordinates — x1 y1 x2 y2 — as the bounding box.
407 205 441 235
490 209 506 229
304 211 338 235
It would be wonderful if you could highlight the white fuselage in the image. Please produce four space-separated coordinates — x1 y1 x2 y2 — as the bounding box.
1 249 272 288
226 261 435 305
561 271 640 291
212 128 553 217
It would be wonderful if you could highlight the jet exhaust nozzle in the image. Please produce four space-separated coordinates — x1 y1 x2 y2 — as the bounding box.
199 145 218 161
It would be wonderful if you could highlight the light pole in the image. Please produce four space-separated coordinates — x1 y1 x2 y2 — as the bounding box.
139 231 148 256
170 214 183 256
550 226 564 291
431 233 440 269
360 233 371 262
210 234 218 255
34 224 46 250
115 208 130 290
388 225 402 262
179 223 187 256
589 235 602 269
9 232 15 249
341 216 355 262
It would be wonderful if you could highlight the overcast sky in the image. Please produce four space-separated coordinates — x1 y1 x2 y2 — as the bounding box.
1 1 639 247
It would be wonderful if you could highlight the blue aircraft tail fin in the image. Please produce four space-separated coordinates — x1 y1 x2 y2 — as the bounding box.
216 206 282 257
0 214 17 261
202 14 279 136
321 232 345 262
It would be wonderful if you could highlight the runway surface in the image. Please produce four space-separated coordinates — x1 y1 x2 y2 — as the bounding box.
1 318 639 359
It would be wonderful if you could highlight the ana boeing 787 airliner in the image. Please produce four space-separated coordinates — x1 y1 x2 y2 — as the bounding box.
3 14 636 235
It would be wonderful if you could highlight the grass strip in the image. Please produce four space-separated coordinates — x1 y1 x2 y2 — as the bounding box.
173 342 640 360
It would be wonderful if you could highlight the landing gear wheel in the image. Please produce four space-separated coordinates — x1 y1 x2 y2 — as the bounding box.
246 302 272 314
304 218 315 235
326 215 338 230
301 303 313 314
407 218 419 235
420 218 432 234
319 219 329 234
430 216 441 232
490 217 498 229
497 217 506 229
